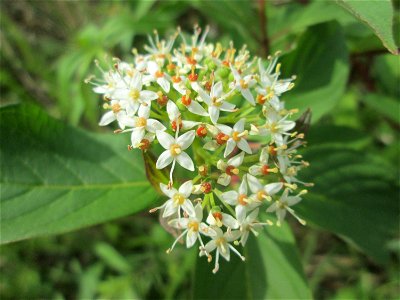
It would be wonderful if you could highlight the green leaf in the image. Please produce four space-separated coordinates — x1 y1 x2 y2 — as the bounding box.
0 104 158 244
297 129 399 263
336 0 399 55
281 22 350 123
193 223 311 299
95 242 131 274
361 93 400 124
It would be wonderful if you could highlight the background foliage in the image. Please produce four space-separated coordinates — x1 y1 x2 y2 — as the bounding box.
1 1 399 299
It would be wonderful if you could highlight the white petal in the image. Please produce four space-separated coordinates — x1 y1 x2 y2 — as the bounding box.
160 183 177 198
157 77 170 93
211 81 223 98
233 119 245 132
204 240 217 254
162 200 177 218
197 87 212 104
286 196 302 206
280 120 296 132
277 209 287 224
179 180 193 198
169 218 189 229
130 127 145 146
182 199 195 216
188 101 208 116
177 130 195 150
182 121 201 130
241 88 255 105
209 106 220 124
167 100 180 121
146 119 166 132
220 101 236 112
195 203 203 220
221 191 238 205
138 104 150 118
156 150 173 169
147 61 159 74
176 152 194 171
186 231 198 248
126 101 139 116
156 130 175 149
203 140 219 151
239 176 248 195
99 111 116 126
216 124 232 135
237 139 252 154
227 151 244 167
249 165 262 176
219 243 231 261
217 173 231 186
264 182 283 195
247 174 262 193
140 90 158 102
266 202 278 213
222 213 239 229
235 205 246 223
224 139 236 157
247 208 260 222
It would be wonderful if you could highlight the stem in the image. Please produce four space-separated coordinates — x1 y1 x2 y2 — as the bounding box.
214 189 236 216
258 0 270 56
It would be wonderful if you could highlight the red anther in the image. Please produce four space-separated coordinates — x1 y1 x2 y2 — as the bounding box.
216 132 229 145
181 95 192 106
171 120 183 132
171 75 182 83
256 94 266 105
139 139 150 151
204 81 212 91
222 60 230 67
196 125 208 138
127 145 133 151
201 182 212 194
186 56 197 65
188 73 198 81
157 95 168 106
238 194 247 206
225 165 238 176
261 165 270 175
212 212 223 220
268 145 277 156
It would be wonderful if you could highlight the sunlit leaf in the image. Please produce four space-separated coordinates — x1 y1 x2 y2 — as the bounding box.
0 104 158 243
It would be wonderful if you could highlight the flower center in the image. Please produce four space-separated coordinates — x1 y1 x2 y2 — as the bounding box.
261 164 270 175
155 70 164 78
278 201 287 209
170 144 182 156
181 95 192 106
173 193 185 205
238 194 248 206
129 89 140 101
172 75 182 83
216 133 229 145
232 131 241 142
212 97 222 107
256 190 266 201
188 221 199 232
112 103 121 113
136 117 147 127
226 165 239 176
240 79 248 89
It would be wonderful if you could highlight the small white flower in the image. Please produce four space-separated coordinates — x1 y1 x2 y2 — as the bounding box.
99 100 128 129
230 66 256 105
266 189 307 226
156 130 195 171
248 147 277 176
201 227 244 273
206 210 239 229
221 175 258 221
217 119 252 157
167 203 216 251
247 174 283 203
114 72 159 116
198 81 236 124
217 151 245 186
156 181 196 218
166 100 201 130
250 111 295 146
236 208 271 246
123 105 166 147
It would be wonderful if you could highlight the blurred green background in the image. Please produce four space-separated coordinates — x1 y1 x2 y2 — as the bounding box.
1 1 399 299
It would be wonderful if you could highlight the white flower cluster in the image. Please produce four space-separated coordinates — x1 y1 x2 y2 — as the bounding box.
88 26 313 273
